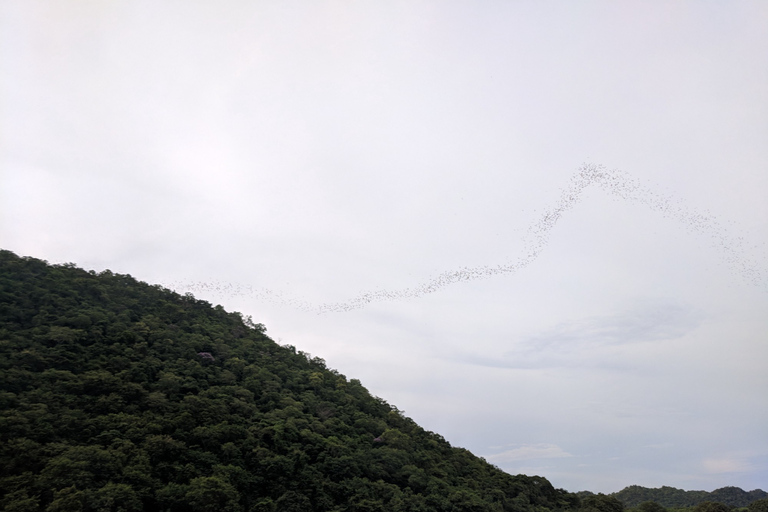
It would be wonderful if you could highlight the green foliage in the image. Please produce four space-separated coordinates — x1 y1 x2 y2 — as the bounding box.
0 250 578 511
184 476 240 512
612 487 766 509
709 489 768 508
635 501 667 512
87 483 143 512
748 499 768 512
0 490 40 512
693 503 731 512
581 494 624 512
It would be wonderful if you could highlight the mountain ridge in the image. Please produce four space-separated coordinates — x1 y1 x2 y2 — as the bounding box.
2 249 763 512
0 249 577 511
579 485 768 509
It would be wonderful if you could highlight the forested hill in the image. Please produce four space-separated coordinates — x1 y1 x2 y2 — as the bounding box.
0 250 579 512
608 486 768 509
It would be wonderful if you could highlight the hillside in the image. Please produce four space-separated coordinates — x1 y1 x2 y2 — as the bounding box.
0 250 579 511
609 486 768 509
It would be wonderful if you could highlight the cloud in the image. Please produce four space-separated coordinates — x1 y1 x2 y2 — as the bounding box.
486 444 573 463
702 457 753 474
452 300 702 370
516 301 702 350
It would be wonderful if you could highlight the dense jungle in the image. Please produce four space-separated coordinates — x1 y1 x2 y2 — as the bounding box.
1 250 766 512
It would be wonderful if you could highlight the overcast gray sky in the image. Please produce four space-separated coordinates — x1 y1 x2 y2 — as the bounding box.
2 0 767 493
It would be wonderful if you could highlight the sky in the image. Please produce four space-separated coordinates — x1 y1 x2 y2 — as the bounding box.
2 0 767 494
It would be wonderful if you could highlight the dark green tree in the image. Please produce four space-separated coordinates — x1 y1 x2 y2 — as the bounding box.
0 490 40 512
694 502 731 512
748 499 768 512
184 476 240 512
86 483 143 512
636 501 667 512
582 494 624 512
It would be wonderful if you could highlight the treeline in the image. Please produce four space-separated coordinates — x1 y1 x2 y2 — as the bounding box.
605 486 768 509
577 493 768 512
0 250 579 512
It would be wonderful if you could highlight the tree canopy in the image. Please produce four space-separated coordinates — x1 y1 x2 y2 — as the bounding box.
610 486 767 509
0 250 580 512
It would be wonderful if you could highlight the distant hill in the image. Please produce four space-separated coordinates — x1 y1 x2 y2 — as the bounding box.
0 250 579 511
608 485 768 508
